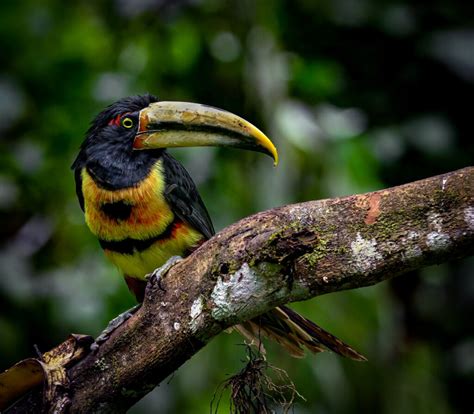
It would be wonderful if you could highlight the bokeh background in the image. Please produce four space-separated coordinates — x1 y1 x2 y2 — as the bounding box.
1 0 473 412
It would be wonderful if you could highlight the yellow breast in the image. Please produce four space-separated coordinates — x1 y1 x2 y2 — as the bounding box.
81 160 173 241
81 160 204 279
104 223 202 278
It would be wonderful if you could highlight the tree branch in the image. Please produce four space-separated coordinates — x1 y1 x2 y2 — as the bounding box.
8 167 474 413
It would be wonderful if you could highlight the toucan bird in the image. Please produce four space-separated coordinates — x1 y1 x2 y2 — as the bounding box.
72 94 365 360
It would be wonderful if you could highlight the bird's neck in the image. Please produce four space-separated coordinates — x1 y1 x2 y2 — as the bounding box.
86 148 162 190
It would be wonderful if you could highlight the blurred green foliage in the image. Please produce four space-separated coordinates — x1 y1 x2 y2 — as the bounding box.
0 0 473 412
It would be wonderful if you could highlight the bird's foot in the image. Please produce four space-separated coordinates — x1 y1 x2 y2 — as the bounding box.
91 304 141 351
146 255 183 291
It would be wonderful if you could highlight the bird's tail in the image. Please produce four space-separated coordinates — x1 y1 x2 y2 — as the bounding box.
234 305 366 361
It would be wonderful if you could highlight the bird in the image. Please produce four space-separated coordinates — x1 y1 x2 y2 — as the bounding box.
72 94 365 360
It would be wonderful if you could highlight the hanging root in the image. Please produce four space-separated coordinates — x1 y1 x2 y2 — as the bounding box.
210 345 305 414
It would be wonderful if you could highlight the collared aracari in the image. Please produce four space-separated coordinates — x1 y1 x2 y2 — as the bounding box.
72 94 365 360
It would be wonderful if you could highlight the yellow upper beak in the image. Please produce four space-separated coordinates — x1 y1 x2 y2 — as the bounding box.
133 101 278 165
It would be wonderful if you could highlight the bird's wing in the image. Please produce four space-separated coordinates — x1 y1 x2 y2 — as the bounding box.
161 152 215 240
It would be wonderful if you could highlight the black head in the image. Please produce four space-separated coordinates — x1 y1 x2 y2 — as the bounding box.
72 94 162 189
72 93 278 191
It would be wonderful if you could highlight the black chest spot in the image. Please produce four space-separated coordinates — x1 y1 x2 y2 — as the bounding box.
100 201 133 220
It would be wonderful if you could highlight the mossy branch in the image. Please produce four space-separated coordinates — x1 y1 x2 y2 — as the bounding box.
7 167 474 413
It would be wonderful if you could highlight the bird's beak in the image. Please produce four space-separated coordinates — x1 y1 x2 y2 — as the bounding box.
133 101 278 165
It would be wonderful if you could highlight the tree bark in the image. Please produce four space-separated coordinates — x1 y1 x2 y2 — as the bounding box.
7 167 474 413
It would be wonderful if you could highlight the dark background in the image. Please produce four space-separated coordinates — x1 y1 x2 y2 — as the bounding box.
0 0 473 412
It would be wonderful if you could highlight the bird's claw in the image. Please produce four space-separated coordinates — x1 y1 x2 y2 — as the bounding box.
146 255 183 292
90 304 141 351
90 259 182 351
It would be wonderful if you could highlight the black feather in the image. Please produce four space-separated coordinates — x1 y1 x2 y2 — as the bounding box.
72 94 161 190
